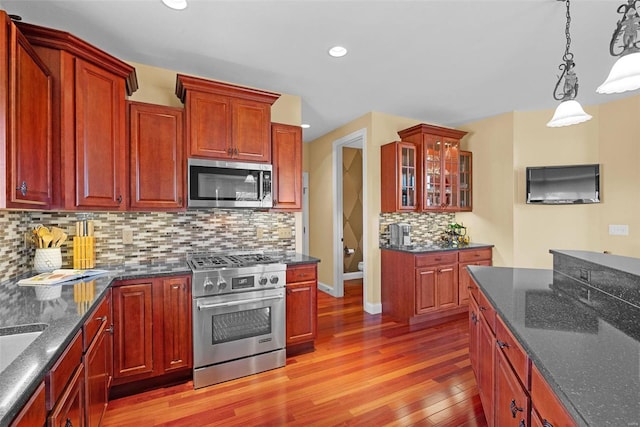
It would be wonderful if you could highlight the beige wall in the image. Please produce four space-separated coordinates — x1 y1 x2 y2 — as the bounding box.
457 113 515 267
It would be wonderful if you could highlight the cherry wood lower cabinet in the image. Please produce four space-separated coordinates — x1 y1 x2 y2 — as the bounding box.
382 248 491 325
470 284 577 427
111 275 191 392
286 264 318 356
82 291 111 427
9 382 46 427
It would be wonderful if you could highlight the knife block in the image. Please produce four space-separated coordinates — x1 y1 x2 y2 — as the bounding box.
73 236 95 269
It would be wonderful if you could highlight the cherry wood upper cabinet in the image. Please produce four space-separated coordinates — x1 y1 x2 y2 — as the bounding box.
128 102 185 210
16 20 138 210
1 12 53 209
397 123 468 212
381 141 419 212
176 74 280 162
271 123 302 211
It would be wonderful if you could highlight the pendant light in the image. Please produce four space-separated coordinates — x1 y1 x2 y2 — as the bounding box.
547 0 592 127
597 0 640 94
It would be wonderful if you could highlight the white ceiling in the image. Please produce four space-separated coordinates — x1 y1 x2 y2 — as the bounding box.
0 0 633 142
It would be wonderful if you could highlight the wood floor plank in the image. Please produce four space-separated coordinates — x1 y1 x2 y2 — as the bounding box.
102 280 488 426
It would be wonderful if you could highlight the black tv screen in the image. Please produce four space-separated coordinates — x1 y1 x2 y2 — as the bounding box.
526 164 600 204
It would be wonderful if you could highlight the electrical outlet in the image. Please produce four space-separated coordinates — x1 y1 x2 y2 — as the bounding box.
608 224 629 236
122 229 134 244
256 227 264 239
24 231 33 248
278 228 292 238
380 224 387 233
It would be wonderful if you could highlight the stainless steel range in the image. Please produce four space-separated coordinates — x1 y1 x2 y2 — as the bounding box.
188 252 286 389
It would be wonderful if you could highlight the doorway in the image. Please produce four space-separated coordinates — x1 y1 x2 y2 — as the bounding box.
332 128 366 309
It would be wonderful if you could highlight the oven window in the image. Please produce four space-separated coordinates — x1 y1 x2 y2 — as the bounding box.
211 307 272 344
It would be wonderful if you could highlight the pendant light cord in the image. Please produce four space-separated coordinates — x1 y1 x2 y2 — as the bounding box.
563 0 573 62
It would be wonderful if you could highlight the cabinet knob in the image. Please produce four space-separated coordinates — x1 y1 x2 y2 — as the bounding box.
542 421 553 427
16 181 27 196
479 306 487 311
228 148 233 155
234 148 239 155
65 418 73 427
497 340 510 349
509 400 524 418
96 316 107 323
117 195 122 204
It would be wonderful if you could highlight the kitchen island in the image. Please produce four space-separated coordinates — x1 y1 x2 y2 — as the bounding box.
468 250 640 426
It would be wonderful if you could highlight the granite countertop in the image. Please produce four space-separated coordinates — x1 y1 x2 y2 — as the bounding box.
0 253 319 426
0 261 190 427
467 265 640 426
380 242 493 254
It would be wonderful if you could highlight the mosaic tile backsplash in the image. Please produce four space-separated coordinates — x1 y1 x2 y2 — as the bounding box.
0 209 295 283
379 212 455 246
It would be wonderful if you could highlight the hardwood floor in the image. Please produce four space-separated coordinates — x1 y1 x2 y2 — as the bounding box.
102 279 487 426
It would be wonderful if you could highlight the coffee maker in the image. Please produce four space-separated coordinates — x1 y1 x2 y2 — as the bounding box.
389 223 412 246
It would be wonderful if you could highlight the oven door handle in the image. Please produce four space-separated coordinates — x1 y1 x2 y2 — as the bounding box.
197 294 284 310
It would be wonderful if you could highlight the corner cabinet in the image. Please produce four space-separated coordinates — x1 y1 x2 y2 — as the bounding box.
16 20 138 211
286 264 318 356
271 123 302 211
128 102 185 210
1 11 53 209
111 275 191 394
175 74 280 162
396 123 469 212
381 141 418 212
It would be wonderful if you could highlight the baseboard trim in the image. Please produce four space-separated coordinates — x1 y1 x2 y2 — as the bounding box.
343 271 363 280
317 281 336 296
364 301 382 315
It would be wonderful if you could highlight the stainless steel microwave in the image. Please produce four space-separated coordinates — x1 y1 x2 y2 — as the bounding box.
188 158 272 208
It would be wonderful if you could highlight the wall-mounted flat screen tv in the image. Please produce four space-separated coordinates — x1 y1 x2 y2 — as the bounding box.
526 164 600 204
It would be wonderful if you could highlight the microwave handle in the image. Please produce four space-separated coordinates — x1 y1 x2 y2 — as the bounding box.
197 294 283 310
262 171 272 201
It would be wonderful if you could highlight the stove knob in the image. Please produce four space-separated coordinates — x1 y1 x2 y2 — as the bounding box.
270 275 279 284
259 276 268 286
203 277 214 292
217 279 227 291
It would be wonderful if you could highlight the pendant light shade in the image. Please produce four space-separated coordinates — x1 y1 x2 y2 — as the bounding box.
598 1 640 94
547 100 593 127
597 52 640 94
546 0 591 128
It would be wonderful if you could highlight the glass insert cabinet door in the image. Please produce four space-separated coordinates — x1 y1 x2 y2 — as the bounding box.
399 142 416 209
423 135 460 210
459 151 472 210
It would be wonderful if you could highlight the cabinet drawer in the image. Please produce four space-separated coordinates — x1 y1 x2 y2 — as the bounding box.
496 316 530 389
467 276 479 302
287 264 317 284
45 330 83 411
477 290 496 333
531 363 577 427
458 248 492 263
415 252 457 267
83 292 110 351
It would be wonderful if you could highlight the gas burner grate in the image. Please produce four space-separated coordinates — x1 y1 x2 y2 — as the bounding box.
189 252 280 270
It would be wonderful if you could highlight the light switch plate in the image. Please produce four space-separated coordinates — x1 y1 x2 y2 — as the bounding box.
608 224 629 236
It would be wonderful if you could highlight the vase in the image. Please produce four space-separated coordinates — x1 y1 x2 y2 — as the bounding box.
34 247 62 273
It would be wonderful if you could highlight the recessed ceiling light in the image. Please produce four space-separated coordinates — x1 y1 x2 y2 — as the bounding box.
301 124 311 129
328 46 347 58
162 0 187 10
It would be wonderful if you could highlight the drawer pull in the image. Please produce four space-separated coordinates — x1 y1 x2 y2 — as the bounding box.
479 306 487 311
497 340 510 349
471 312 478 324
509 399 524 418
96 316 107 322
65 418 73 427
542 421 553 427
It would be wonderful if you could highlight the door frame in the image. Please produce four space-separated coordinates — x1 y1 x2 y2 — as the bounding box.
302 172 309 255
332 128 366 304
